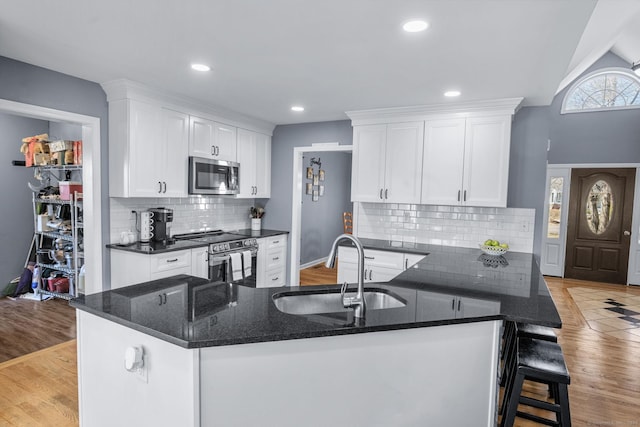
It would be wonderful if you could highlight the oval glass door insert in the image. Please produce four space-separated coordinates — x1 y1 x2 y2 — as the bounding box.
586 180 613 234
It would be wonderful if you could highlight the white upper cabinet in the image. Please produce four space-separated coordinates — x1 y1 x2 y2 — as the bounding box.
189 116 237 162
351 122 424 203
109 99 188 198
236 129 271 198
422 115 511 207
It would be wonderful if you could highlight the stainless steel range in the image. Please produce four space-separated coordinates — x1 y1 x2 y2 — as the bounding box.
174 231 258 285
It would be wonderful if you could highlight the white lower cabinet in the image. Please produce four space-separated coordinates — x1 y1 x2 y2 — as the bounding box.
257 235 287 287
191 247 209 279
110 249 193 289
337 247 426 284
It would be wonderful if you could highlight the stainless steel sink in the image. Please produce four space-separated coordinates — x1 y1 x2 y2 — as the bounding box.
272 288 406 315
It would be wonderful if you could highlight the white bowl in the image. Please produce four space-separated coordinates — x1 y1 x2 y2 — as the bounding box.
479 244 508 256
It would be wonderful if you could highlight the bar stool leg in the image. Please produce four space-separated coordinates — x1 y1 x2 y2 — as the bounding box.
557 383 571 427
500 371 524 427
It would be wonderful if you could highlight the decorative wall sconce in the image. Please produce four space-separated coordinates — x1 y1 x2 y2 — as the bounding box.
305 157 325 202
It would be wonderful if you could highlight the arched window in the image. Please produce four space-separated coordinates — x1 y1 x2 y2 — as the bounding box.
561 67 640 114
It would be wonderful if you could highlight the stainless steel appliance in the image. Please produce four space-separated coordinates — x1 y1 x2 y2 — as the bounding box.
188 157 239 195
174 231 258 286
148 207 174 242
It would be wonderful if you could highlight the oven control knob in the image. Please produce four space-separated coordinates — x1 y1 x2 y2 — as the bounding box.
244 240 250 247
212 245 219 252
252 239 257 245
225 243 230 250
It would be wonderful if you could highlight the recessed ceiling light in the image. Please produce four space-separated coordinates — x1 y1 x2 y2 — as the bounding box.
191 63 211 72
403 20 429 33
291 106 305 112
444 90 461 97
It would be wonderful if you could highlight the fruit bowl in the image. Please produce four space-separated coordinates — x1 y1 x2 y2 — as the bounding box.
479 244 508 256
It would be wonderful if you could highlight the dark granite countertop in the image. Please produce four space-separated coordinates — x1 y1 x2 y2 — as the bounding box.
72 243 561 349
107 229 288 254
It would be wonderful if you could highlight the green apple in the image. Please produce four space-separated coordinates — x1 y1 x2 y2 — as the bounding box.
499 243 509 249
484 239 493 246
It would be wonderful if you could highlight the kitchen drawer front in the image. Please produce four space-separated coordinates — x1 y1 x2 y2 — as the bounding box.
264 235 286 251
150 250 192 274
339 247 404 269
264 267 285 288
266 247 286 271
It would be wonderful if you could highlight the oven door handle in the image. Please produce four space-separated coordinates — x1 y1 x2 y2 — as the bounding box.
209 249 258 264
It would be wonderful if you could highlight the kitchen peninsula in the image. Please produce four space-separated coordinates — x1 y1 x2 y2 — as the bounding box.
72 243 560 427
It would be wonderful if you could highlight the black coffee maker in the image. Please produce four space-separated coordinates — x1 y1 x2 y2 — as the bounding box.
149 207 173 242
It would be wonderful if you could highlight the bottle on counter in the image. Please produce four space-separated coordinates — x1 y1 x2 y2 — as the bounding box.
31 266 40 296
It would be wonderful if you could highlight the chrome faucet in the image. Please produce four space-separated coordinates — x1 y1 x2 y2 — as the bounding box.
326 234 366 319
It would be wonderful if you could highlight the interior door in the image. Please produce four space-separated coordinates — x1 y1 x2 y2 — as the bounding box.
565 168 636 284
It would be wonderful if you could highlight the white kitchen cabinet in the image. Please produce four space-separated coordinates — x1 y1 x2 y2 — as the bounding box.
108 99 188 197
257 235 287 287
110 249 193 289
351 122 424 203
337 247 427 284
422 116 511 207
189 116 237 162
236 129 271 198
191 247 209 279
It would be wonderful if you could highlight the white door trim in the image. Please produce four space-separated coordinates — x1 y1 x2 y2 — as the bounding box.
290 144 353 287
543 163 640 285
540 167 571 277
0 99 104 294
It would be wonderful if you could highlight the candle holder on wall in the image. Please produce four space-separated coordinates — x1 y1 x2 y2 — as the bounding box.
306 157 325 202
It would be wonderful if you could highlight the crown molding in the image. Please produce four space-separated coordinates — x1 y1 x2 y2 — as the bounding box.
345 98 524 126
101 79 276 135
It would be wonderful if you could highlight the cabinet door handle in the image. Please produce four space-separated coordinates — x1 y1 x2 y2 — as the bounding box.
162 182 167 193
158 295 163 306
364 256 375 260
272 276 279 281
211 145 215 156
385 189 388 199
166 258 178 263
158 182 162 193
457 299 461 311
273 241 280 244
272 257 279 261
452 298 455 310
405 258 408 270
379 189 383 199
369 270 373 281
216 146 220 156
463 190 467 202
457 190 461 202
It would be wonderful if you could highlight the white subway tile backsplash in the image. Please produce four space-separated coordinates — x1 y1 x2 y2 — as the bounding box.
109 196 255 243
356 202 535 253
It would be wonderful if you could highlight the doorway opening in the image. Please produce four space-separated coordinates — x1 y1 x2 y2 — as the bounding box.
290 143 352 286
0 99 104 293
541 164 640 285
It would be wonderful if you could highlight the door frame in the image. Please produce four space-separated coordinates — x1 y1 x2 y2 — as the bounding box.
0 99 104 294
540 163 640 285
290 143 353 287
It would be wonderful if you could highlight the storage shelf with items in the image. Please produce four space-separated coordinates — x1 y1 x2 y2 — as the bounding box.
32 188 84 300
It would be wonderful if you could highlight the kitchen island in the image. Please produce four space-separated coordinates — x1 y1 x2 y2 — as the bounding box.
72 244 560 427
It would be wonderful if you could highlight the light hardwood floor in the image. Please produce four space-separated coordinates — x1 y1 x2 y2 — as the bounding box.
2 273 640 426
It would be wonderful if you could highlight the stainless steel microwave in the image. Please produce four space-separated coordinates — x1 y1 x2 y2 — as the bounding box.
188 156 239 195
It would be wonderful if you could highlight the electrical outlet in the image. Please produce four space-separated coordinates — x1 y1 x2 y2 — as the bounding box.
136 363 148 383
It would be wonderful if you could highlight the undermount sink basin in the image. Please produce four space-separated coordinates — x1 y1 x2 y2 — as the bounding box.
272 288 406 315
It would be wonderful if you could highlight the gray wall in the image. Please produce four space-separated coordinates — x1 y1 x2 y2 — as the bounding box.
508 51 640 259
0 112 49 283
508 106 550 259
548 51 640 164
300 151 352 265
262 120 353 281
0 56 110 283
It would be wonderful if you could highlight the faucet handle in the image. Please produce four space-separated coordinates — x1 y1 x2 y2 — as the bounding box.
340 282 350 307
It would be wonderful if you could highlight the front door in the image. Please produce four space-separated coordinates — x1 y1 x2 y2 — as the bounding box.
565 168 636 284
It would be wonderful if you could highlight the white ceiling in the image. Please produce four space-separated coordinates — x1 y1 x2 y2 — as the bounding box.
1 0 639 126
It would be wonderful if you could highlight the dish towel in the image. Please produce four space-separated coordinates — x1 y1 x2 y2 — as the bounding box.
242 251 252 277
230 253 243 281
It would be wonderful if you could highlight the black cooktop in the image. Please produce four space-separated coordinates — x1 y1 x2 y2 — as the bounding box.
173 230 248 244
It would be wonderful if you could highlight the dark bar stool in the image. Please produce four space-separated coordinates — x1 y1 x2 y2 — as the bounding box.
501 322 557 386
500 337 571 427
